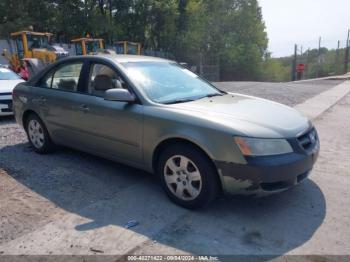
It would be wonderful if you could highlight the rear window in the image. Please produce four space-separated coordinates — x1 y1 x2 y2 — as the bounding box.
40 62 83 92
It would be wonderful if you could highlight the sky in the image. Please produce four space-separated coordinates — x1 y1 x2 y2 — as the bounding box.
258 0 350 57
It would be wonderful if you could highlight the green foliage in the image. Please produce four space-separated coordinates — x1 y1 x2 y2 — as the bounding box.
0 0 55 36
263 47 348 82
173 0 268 80
260 58 290 82
0 0 269 81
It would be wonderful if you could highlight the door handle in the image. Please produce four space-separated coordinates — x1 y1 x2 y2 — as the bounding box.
36 96 46 104
79 104 90 112
39 96 46 101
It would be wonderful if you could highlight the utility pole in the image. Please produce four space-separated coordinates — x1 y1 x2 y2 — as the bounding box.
298 45 304 80
292 44 297 81
306 48 310 79
344 30 350 74
199 52 204 77
300 45 304 79
316 37 321 78
335 40 340 74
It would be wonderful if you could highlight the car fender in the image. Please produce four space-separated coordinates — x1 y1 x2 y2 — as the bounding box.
142 114 247 173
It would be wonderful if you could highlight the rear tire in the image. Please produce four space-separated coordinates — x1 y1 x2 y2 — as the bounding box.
157 144 220 209
25 113 54 154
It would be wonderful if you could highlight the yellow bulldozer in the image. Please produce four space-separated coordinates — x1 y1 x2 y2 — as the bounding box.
71 38 142 56
71 37 104 55
114 41 142 55
2 31 59 75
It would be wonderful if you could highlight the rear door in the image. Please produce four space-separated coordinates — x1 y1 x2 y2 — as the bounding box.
36 60 88 145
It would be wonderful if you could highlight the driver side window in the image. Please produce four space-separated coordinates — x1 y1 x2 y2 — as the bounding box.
88 63 127 97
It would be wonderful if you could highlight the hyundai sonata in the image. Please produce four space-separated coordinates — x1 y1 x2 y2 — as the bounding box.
13 55 319 208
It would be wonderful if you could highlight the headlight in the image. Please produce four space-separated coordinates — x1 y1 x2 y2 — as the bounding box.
234 137 293 156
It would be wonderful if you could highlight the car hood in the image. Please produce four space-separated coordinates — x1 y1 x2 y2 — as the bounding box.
0 79 24 93
168 93 310 138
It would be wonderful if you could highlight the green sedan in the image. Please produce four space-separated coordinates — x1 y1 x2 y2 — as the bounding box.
12 55 319 209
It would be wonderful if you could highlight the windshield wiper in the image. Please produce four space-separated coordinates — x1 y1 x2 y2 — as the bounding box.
163 98 196 104
198 92 225 99
163 91 226 104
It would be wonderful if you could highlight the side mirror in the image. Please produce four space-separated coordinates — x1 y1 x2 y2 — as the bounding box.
104 88 135 102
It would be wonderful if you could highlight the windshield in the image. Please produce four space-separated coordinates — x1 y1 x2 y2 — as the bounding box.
75 43 83 55
86 41 100 54
27 34 49 50
121 61 222 104
0 68 21 80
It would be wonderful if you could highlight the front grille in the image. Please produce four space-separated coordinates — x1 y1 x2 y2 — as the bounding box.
0 99 13 112
0 92 12 96
297 128 317 151
261 181 292 191
260 171 310 191
0 99 12 105
1 107 12 112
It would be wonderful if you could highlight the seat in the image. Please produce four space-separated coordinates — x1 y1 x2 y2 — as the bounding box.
57 79 77 91
92 74 113 96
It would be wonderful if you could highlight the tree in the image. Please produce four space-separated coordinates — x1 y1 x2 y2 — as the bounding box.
0 0 269 81
0 0 55 38
173 0 268 80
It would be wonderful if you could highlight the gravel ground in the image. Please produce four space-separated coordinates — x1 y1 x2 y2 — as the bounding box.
0 118 149 246
0 80 349 257
214 79 344 107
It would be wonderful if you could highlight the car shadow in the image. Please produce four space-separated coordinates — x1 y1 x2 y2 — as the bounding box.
0 141 326 256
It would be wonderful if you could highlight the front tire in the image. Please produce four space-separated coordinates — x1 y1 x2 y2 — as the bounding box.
25 114 54 154
157 144 220 209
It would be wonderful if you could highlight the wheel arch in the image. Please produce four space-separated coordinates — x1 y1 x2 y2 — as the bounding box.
22 109 39 128
152 137 224 194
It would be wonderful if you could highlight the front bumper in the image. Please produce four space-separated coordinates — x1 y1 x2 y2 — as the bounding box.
215 131 320 195
0 94 13 116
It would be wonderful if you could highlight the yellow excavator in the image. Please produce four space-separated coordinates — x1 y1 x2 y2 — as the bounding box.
2 31 58 75
71 37 141 56
71 37 104 55
114 41 142 55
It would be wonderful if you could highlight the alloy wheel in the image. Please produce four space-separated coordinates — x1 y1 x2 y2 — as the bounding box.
163 155 202 201
28 119 45 149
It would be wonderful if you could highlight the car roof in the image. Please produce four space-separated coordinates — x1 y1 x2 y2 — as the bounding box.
86 54 172 63
27 54 174 86
48 54 172 66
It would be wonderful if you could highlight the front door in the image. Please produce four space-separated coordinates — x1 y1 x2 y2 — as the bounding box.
72 61 143 164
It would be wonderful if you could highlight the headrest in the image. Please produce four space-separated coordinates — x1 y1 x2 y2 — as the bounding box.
93 75 112 91
58 79 76 91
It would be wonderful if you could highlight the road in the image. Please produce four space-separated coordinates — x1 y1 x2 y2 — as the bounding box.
0 79 350 259
214 79 344 106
